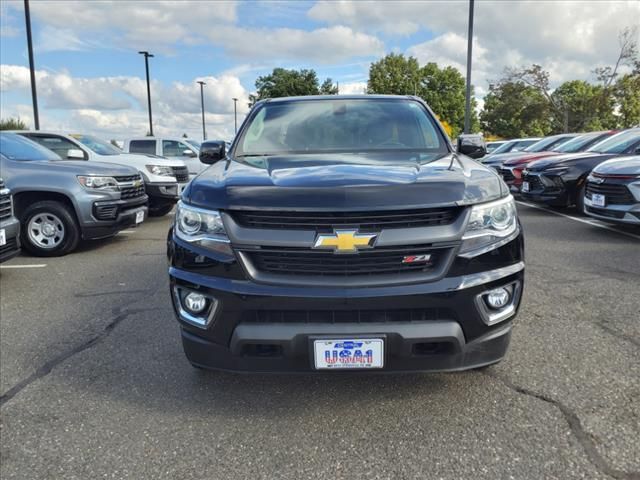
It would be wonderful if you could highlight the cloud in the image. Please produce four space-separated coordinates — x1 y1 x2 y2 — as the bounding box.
1 65 249 140
339 81 367 94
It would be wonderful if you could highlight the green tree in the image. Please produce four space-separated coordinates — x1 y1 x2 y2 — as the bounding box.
480 81 551 138
249 68 338 105
615 73 640 127
551 80 616 132
368 54 477 136
0 117 28 130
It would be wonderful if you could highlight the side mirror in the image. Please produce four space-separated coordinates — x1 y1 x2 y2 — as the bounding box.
199 141 225 165
457 135 486 159
67 148 85 160
182 149 197 157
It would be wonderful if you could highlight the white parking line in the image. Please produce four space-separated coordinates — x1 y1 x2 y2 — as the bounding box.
0 264 47 269
516 201 640 241
119 230 137 234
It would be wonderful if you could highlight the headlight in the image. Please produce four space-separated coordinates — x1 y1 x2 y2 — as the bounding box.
77 175 119 191
459 195 519 258
175 201 229 246
146 164 174 176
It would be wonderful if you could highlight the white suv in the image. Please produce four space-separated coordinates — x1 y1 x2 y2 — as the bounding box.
15 132 189 217
122 137 206 178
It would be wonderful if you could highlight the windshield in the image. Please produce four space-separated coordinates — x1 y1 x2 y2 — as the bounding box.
236 99 448 159
490 141 516 155
524 135 575 152
184 139 201 150
71 134 121 155
0 132 62 161
588 130 640 154
553 133 607 153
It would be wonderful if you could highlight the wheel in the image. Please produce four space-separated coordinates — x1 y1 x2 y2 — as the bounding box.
575 183 586 215
148 204 175 217
20 201 80 257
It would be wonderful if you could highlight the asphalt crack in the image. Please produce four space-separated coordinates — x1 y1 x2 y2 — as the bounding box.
486 372 640 480
0 305 156 408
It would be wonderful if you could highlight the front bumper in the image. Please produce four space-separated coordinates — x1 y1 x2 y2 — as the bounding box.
584 197 640 224
147 182 180 204
0 216 21 263
520 173 569 206
83 197 148 240
169 234 524 373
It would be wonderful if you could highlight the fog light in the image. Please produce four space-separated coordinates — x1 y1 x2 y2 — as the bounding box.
485 288 510 309
184 292 207 313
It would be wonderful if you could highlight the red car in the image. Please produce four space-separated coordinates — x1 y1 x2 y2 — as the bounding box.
498 131 617 193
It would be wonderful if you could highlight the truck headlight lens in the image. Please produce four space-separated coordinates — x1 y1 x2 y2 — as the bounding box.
77 175 119 191
459 195 518 257
175 201 229 244
146 164 173 176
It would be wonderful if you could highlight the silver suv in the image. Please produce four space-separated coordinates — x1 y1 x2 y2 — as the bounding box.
0 133 148 257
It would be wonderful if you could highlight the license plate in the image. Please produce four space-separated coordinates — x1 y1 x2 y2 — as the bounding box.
0 229 5 247
314 339 384 370
135 210 145 224
521 181 530 193
592 193 606 207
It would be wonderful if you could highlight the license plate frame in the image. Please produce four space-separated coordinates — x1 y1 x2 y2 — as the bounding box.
521 181 530 193
313 337 385 370
135 210 145 224
592 193 606 207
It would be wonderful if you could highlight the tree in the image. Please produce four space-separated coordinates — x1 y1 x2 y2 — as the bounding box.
249 68 338 105
551 80 616 132
480 81 551 138
0 117 28 130
368 54 477 136
615 73 640 127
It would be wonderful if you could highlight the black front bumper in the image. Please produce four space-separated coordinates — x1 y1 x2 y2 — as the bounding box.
83 197 148 240
169 234 524 373
0 216 21 263
147 182 180 207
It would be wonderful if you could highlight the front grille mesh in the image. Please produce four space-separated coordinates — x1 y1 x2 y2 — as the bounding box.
241 244 446 277
522 175 543 191
586 182 635 205
231 208 461 232
243 308 454 324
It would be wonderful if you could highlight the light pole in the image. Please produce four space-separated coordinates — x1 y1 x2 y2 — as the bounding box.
197 81 206 140
463 0 475 134
138 51 154 136
232 97 238 134
24 0 39 130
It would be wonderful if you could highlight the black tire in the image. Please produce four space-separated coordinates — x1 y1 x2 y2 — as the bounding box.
149 204 175 217
20 200 80 257
575 183 586 215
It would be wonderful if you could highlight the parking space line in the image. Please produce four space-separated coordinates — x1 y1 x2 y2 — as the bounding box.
0 264 47 269
119 230 137 234
516 201 640 240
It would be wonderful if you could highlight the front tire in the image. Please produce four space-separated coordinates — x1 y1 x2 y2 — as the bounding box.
575 184 586 215
20 201 80 257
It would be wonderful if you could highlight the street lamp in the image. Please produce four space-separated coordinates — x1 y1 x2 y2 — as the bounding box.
232 97 238 134
197 81 206 141
138 51 154 136
24 0 39 130
463 0 475 134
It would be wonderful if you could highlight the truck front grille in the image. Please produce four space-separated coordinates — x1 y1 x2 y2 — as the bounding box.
231 207 461 232
243 308 454 324
522 174 543 192
586 182 635 205
171 166 189 182
115 174 146 200
0 193 12 221
240 244 449 277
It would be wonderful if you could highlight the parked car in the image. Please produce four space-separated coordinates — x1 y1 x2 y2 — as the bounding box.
0 132 148 256
482 137 540 161
498 131 617 193
520 128 640 211
485 140 506 154
583 156 640 224
13 131 187 217
482 134 576 171
168 95 524 373
122 137 206 178
0 178 21 263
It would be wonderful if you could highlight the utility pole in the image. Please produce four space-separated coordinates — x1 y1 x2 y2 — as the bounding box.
138 51 154 136
463 0 475 134
197 81 206 141
24 0 39 130
232 98 238 134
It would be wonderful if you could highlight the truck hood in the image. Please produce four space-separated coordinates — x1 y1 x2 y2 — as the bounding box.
592 155 640 175
106 153 187 167
502 151 559 166
526 152 613 171
187 153 505 211
38 160 140 176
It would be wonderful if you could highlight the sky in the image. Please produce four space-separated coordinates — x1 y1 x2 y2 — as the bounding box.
1 0 638 141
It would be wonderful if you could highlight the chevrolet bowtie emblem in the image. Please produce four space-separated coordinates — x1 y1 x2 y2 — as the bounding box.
313 229 378 254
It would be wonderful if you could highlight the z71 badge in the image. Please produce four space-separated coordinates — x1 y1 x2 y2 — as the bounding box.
402 254 432 264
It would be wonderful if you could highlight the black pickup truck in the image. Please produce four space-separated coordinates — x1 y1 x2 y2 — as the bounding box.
167 95 524 373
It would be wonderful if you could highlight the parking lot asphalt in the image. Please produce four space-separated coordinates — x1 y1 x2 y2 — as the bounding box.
1 206 638 480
